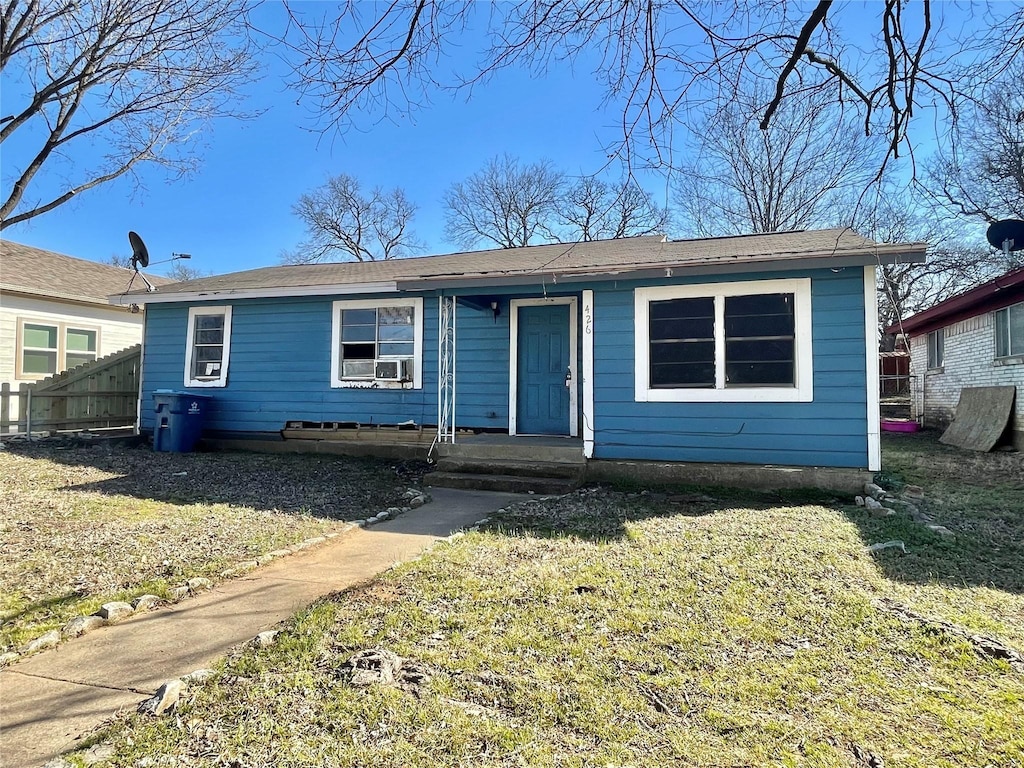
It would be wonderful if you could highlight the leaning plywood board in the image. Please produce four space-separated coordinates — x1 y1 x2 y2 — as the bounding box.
940 386 1016 451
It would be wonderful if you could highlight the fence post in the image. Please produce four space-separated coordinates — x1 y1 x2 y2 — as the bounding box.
25 387 32 435
0 382 9 434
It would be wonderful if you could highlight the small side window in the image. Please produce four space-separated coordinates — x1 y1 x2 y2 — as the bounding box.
185 306 232 387
994 303 1023 358
927 328 944 369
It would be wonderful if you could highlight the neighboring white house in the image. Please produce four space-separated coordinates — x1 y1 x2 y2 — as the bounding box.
0 240 171 419
886 265 1024 449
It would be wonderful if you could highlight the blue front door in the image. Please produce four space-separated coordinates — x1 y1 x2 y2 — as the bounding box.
517 304 570 435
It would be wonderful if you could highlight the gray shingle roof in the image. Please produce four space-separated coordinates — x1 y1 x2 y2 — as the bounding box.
1 240 173 305
127 229 926 300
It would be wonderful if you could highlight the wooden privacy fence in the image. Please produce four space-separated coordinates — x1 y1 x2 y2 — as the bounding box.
1 344 141 434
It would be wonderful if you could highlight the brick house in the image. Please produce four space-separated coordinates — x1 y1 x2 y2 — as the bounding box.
885 266 1024 448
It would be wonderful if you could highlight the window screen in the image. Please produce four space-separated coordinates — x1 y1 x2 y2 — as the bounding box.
724 293 795 386
648 297 715 388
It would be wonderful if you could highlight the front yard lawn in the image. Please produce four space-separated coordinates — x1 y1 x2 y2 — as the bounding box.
0 441 424 652
75 431 1024 767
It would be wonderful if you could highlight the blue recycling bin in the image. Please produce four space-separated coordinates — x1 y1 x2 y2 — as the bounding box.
153 391 212 452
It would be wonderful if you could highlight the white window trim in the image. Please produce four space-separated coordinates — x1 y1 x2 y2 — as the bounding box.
185 305 232 388
863 265 881 472
994 302 1023 359
509 296 578 437
16 318 101 380
926 328 944 370
330 297 424 389
582 290 595 458
634 278 814 403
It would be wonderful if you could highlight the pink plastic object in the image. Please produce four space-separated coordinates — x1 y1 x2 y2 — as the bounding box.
880 418 920 433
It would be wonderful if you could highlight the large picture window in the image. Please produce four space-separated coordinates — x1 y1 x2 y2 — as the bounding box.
17 320 99 379
994 302 1023 359
331 298 423 388
185 306 232 387
635 279 813 402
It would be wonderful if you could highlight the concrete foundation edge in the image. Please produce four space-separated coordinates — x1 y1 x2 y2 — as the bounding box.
204 437 871 493
204 437 430 461
585 459 873 495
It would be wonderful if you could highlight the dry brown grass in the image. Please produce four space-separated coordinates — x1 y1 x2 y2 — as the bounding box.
0 441 426 650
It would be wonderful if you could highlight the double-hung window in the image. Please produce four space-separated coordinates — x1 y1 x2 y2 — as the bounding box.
18 320 99 379
926 328 944 369
65 328 98 369
635 278 813 402
994 302 1023 359
331 298 423 388
185 306 232 387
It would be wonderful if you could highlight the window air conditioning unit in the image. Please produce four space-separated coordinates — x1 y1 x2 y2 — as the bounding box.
375 359 412 381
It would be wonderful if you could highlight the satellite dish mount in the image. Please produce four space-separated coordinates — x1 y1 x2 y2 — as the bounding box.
127 231 156 292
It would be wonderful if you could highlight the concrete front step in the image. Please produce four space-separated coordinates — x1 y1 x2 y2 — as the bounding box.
425 471 579 495
434 457 585 480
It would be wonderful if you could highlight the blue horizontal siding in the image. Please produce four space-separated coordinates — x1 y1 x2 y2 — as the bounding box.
139 267 870 468
589 267 870 468
454 301 511 427
141 295 440 434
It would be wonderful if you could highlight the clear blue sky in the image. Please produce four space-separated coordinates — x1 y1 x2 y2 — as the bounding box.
2 3 666 277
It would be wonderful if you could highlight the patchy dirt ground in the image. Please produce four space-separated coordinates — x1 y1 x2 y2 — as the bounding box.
0 439 428 650
75 438 1024 768
878 428 1024 489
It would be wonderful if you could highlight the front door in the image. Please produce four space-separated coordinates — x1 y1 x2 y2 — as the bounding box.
516 304 571 435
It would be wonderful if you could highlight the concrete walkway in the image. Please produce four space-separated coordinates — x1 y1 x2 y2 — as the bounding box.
0 487 522 768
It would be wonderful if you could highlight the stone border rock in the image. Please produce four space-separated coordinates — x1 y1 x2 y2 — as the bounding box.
1 488 431 668
858 480 957 555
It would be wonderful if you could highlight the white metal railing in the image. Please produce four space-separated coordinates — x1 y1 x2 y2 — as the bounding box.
437 295 457 443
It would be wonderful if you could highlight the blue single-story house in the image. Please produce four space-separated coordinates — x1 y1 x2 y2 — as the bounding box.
115 229 926 489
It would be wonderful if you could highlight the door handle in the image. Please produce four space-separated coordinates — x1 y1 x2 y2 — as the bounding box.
565 367 572 387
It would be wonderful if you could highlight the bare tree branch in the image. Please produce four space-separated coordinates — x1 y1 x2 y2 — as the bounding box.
443 154 564 249
0 0 259 230
285 173 421 263
923 60 1024 224
852 188 1024 329
675 85 883 236
271 2 1023 174
560 176 669 241
760 0 832 130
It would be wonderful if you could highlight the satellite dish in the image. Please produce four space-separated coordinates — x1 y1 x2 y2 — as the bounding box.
128 231 150 270
986 219 1024 252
